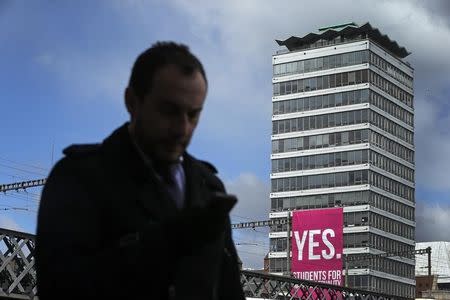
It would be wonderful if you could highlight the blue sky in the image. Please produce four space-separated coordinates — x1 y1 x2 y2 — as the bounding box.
1 0 450 268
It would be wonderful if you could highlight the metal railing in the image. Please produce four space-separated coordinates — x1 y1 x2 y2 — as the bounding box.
0 228 37 299
0 227 414 300
241 270 406 300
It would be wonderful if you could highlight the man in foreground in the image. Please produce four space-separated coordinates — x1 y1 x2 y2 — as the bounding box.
36 42 245 300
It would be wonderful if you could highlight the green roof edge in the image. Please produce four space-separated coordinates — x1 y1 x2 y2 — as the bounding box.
318 22 358 32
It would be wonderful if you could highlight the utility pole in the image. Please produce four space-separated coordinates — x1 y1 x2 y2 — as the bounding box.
427 246 432 276
286 212 291 275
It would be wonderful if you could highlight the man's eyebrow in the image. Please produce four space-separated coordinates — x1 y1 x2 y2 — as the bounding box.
161 98 203 111
190 106 203 112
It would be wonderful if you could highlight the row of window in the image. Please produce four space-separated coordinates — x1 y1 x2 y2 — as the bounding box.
370 150 414 182
370 51 413 89
271 231 413 255
270 191 414 221
270 238 288 252
370 71 413 108
370 233 415 256
370 171 414 202
271 170 369 193
273 50 369 76
367 275 414 298
273 70 413 111
272 149 368 173
345 274 414 298
271 148 413 183
348 254 414 279
343 211 414 240
272 129 414 170
270 190 370 212
273 108 412 146
271 170 414 202
273 70 369 96
272 129 369 153
268 257 288 273
370 130 414 164
273 89 413 129
369 89 413 126
371 192 414 221
272 109 369 135
272 233 414 258
370 110 413 145
370 212 414 239
273 89 369 115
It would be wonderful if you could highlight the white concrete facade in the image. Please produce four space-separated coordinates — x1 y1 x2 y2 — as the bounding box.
269 25 415 298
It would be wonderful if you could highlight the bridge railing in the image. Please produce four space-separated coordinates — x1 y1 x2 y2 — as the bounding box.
240 270 409 300
0 228 37 299
0 228 410 300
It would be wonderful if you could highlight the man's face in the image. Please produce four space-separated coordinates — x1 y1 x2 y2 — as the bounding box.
127 64 207 163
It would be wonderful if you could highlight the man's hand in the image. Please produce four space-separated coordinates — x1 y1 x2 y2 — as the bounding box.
145 193 237 254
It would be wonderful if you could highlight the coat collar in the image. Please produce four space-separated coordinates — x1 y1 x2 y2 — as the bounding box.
100 123 176 218
99 123 215 215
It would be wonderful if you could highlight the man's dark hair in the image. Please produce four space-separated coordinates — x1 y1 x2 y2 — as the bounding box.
128 41 207 99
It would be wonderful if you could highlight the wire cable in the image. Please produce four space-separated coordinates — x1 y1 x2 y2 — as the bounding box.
0 163 47 177
0 156 49 172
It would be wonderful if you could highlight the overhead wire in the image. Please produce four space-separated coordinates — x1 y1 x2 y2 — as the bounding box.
0 163 47 177
237 249 269 257
0 206 37 213
1 193 40 205
234 237 270 248
0 156 49 172
0 171 34 182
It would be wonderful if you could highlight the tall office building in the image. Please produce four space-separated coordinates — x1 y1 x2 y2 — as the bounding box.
269 23 415 298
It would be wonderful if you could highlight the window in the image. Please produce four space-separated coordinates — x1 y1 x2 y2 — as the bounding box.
273 83 280 95
348 72 355 85
342 132 349 145
336 73 342 87
280 83 285 95
342 72 348 86
330 74 336 88
362 70 368 82
323 76 329 89
335 93 342 106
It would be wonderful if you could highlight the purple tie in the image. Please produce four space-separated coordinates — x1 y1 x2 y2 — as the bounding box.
162 163 185 209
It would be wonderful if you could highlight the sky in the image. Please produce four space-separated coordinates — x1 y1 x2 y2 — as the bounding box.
0 0 450 269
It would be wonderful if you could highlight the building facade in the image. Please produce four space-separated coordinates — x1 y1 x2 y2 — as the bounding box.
269 23 415 298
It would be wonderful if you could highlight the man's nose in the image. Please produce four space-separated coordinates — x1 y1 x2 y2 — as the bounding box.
172 113 191 137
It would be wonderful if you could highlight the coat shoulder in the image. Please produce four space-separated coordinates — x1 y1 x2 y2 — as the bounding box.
188 156 225 192
49 144 103 179
63 143 102 158
198 160 218 174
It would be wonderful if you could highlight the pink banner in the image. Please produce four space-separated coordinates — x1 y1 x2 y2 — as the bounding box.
291 207 344 286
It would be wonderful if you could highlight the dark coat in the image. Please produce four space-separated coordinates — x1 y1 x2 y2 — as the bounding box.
36 123 245 300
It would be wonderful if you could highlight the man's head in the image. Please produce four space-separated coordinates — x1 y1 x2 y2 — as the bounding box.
125 42 207 164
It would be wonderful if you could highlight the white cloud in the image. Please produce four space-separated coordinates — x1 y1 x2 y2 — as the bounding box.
18 2 450 264
30 2 450 178
225 173 270 221
416 202 450 242
225 173 270 269
34 50 130 101
414 93 450 190
0 216 23 232
166 0 450 192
